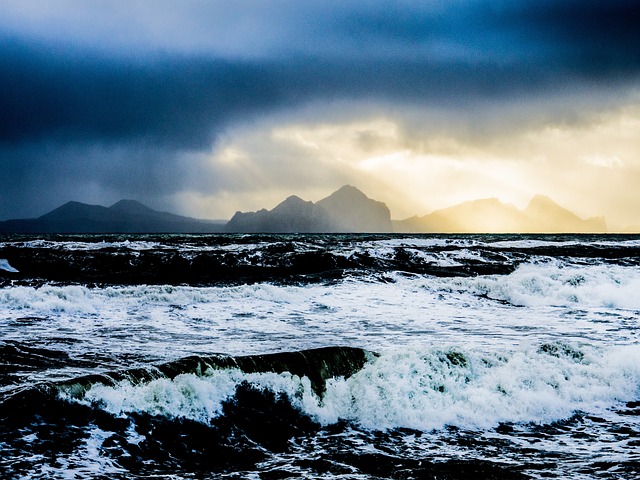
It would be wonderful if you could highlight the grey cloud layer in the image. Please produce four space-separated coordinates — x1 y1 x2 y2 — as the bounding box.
1 0 639 218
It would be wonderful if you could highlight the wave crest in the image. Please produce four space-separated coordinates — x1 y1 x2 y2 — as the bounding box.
47 344 640 432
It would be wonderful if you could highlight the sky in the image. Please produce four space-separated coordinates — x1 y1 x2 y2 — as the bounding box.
1 0 640 230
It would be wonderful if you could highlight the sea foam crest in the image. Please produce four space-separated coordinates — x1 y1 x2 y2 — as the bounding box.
319 344 640 430
441 261 640 309
82 371 244 423
0 282 304 315
79 369 319 424
76 344 640 432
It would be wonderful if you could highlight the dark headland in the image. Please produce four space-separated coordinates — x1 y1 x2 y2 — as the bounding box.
0 199 226 234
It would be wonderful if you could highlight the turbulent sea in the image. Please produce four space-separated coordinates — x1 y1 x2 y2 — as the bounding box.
1 233 639 480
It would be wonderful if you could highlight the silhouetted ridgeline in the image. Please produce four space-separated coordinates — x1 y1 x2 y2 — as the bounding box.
0 186 613 233
0 200 226 234
225 185 393 233
393 195 607 233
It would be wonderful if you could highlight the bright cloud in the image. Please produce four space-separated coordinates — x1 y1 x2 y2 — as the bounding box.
177 102 640 231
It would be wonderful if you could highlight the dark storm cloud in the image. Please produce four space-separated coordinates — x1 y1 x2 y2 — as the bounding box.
500 0 640 75
3 0 640 147
515 0 640 48
1 0 639 218
0 43 494 153
0 39 288 149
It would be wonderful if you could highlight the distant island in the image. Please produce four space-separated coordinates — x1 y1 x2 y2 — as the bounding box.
393 195 607 234
226 185 392 233
0 199 226 234
0 185 616 233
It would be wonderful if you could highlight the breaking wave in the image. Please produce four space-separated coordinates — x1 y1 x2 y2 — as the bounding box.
438 261 640 309
2 345 639 479
3 259 640 320
3 343 635 432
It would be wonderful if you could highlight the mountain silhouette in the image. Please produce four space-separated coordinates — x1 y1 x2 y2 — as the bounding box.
225 195 335 233
225 185 393 233
0 200 225 233
316 185 392 232
0 189 611 234
523 195 606 232
394 196 607 233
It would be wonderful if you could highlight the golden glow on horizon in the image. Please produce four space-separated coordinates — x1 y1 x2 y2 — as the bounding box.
177 103 640 232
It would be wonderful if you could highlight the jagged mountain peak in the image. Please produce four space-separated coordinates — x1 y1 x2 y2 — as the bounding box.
525 195 579 219
226 186 393 233
323 184 367 199
280 195 308 205
273 195 314 212
316 185 392 232
318 185 383 207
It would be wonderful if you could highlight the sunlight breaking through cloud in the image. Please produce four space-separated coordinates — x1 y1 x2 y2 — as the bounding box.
176 103 640 231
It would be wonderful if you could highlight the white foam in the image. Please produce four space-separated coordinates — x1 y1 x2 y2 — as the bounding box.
2 263 639 366
439 261 640 309
53 426 128 479
317 344 640 431
78 368 321 426
0 284 102 313
75 344 640 433
359 237 640 251
0 239 165 251
0 238 274 254
80 370 243 422
490 238 640 249
0 259 18 273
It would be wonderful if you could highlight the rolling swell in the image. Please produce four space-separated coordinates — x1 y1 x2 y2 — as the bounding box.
0 234 519 286
3 233 640 287
0 346 372 411
2 343 639 478
3 234 640 478
0 346 373 478
0 345 539 479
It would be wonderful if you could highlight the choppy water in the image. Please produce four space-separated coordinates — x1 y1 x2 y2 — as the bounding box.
1 234 639 479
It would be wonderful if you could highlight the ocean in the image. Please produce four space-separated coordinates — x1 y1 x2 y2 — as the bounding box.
1 234 639 479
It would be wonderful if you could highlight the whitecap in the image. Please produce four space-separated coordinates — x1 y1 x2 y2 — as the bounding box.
0 258 18 273
74 343 640 433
